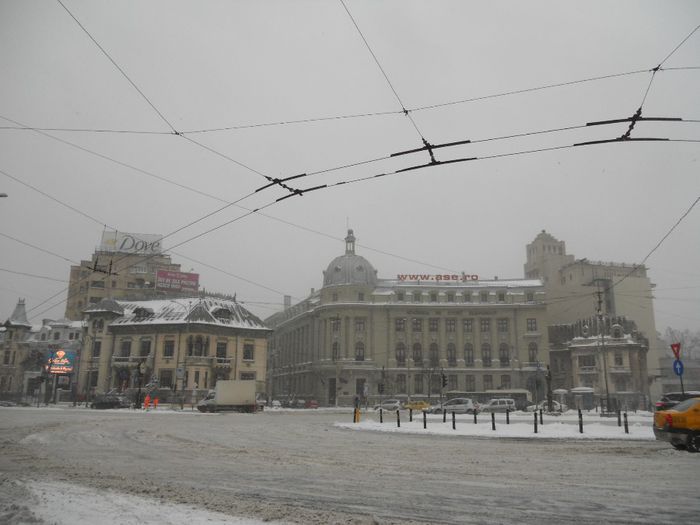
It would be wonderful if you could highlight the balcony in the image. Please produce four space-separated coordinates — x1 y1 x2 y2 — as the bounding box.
499 358 510 368
214 357 232 368
112 355 151 368
609 366 631 374
578 366 598 374
185 355 214 365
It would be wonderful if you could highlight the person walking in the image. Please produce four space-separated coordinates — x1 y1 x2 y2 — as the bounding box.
153 396 159 410
144 393 151 411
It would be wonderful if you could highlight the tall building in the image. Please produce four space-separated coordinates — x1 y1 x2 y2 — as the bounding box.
79 296 269 401
65 231 199 320
265 230 549 407
524 230 662 399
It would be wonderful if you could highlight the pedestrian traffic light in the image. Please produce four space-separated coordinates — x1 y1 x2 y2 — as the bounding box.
441 374 447 388
378 383 385 394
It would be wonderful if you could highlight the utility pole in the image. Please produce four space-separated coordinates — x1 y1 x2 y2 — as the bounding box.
596 285 612 413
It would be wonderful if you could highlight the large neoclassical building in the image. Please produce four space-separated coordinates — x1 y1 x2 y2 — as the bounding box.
265 231 549 407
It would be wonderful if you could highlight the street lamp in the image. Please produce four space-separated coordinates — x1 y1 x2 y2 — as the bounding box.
598 311 612 412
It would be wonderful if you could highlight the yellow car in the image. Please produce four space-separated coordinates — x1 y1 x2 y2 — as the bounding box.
653 397 700 452
403 400 431 412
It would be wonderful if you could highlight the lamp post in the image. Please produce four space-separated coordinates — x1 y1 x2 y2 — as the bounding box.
598 312 612 412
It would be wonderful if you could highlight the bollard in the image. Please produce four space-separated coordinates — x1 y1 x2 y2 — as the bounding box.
491 412 496 431
578 409 583 434
452 411 456 430
624 412 629 434
396 409 401 428
352 409 355 423
423 411 427 429
409 408 413 422
539 408 543 425
534 412 538 434
380 408 383 424
443 409 447 423
617 410 622 427
506 409 510 425
473 411 478 424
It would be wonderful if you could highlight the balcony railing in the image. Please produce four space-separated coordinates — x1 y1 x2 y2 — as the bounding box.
609 366 631 374
578 366 598 374
499 358 510 367
215 357 232 367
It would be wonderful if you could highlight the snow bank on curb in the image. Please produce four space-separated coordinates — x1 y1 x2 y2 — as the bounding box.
26 480 290 525
336 419 655 440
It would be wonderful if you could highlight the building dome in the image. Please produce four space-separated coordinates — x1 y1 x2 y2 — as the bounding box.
322 230 378 287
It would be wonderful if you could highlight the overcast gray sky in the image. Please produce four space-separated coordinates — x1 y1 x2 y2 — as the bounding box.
0 0 698 333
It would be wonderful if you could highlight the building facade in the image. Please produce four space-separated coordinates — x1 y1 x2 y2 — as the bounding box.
265 230 549 407
79 297 270 401
524 230 662 399
65 231 198 321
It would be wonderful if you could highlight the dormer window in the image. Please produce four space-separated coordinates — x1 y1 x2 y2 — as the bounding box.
133 307 154 319
213 308 232 321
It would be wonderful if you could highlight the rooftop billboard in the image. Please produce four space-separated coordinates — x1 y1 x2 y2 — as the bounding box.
155 270 199 292
100 231 163 255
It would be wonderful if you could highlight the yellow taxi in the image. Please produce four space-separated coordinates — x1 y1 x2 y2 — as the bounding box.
403 400 431 412
653 397 700 452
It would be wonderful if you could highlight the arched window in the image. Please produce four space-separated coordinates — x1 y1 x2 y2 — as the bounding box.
499 343 510 367
482 343 492 367
429 343 439 368
355 342 365 362
464 343 474 366
412 343 423 366
395 343 406 367
447 343 456 367
528 342 538 363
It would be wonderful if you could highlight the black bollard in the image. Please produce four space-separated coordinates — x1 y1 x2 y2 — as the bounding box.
409 408 413 422
380 408 383 424
534 412 538 434
491 412 496 431
506 409 510 425
624 412 629 434
539 408 543 425
443 409 447 423
423 411 427 429
352 409 356 423
578 409 583 434
617 410 622 427
473 411 478 424
396 409 401 428
452 411 456 430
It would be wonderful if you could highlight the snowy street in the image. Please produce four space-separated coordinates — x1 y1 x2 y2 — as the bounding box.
1 406 698 524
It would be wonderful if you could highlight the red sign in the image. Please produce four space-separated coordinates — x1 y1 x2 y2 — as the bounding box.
156 270 199 292
670 343 681 360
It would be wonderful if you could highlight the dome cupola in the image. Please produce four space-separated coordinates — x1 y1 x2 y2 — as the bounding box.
322 230 378 287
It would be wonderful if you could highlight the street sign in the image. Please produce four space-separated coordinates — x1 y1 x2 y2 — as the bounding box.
176 367 185 379
670 343 681 360
673 359 684 377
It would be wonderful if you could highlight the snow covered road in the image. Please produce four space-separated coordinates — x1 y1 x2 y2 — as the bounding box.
1 406 698 524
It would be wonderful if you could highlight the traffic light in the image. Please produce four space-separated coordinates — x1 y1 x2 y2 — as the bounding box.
378 383 385 394
441 374 447 388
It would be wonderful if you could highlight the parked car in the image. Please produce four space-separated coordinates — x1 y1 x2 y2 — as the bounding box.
403 400 431 411
653 397 700 452
374 399 402 411
479 398 516 413
428 397 478 414
654 391 700 411
91 389 130 410
305 399 319 409
525 400 567 413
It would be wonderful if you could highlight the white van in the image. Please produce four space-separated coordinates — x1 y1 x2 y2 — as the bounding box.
479 398 516 413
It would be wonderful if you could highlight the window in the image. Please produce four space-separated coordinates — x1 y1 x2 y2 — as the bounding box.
397 292 405 301
53 332 60 341
430 292 438 302
447 293 455 302
159 369 174 389
355 319 365 333
332 341 339 361
480 318 490 333
614 377 627 392
411 318 423 332
429 318 439 332
431 374 441 394
120 340 131 357
243 342 255 361
69 332 74 340
526 292 534 302
216 341 227 359
396 374 406 393
355 378 366 396
92 341 101 358
395 318 405 332
358 292 365 302
499 343 510 367
448 374 457 390
483 375 493 390
164 340 175 358
446 319 456 333
497 292 505 303
332 292 338 302
429 343 439 367
331 318 340 333
413 292 421 302
140 339 151 357
463 319 473 333
112 280 117 288
412 343 423 366
463 292 471 303
482 343 492 367
578 355 595 367
614 352 623 366
414 375 423 394
89 297 100 304
501 375 511 389
465 375 475 392
528 342 538 363
90 281 105 289
40 333 46 341
497 319 508 333
187 336 208 357
464 344 474 366
395 343 406 367
480 292 488 303
355 342 365 361
527 318 538 332
447 343 456 367
240 372 256 380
